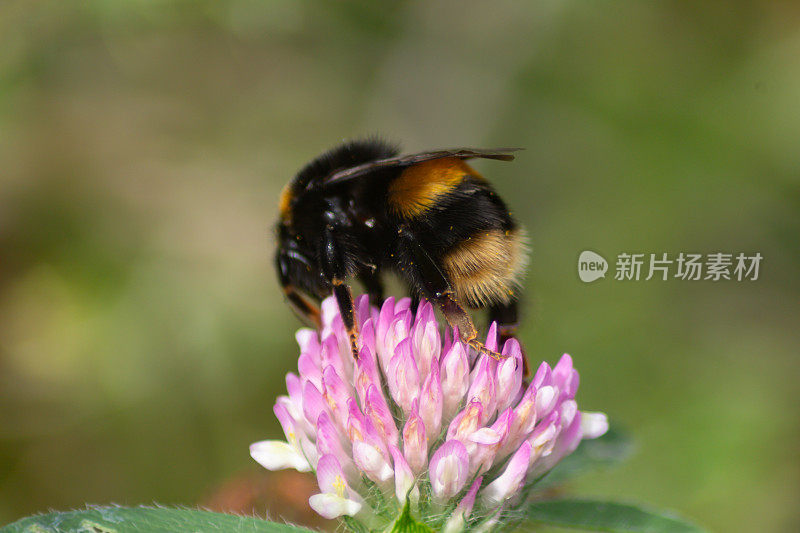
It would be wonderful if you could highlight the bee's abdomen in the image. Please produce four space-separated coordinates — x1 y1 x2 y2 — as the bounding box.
387 157 527 308
441 227 528 307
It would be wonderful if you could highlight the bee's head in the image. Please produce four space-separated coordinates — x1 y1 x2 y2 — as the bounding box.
274 139 398 298
274 216 327 296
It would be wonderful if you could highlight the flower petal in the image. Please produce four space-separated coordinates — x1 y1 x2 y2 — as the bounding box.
531 410 584 477
298 353 322 390
484 322 500 354
388 338 420 413
559 399 578 429
302 380 328 427
321 335 349 385
316 411 351 462
447 400 483 443
467 354 497 424
296 328 320 356
354 345 380 403
505 383 538 452
534 385 557 419
323 365 352 422
366 383 399 446
380 312 412 373
376 297 397 350
413 300 435 329
527 411 559 461
353 441 393 484
390 445 418 505
250 440 311 472
346 398 388 456
355 294 371 327
481 440 532 505
402 400 428 475
320 297 340 329
309 493 362 519
531 360 552 388
419 359 443 441
469 427 503 446
467 429 501 477
395 297 412 312
496 338 524 413
552 353 579 401
413 312 440 382
581 411 609 439
274 398 301 443
359 319 377 367
429 440 469 501
285 374 306 425
440 341 470 419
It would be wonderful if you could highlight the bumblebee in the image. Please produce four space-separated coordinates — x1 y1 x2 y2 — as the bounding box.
275 139 528 364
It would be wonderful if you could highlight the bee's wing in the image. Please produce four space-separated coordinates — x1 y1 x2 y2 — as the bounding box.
319 147 522 188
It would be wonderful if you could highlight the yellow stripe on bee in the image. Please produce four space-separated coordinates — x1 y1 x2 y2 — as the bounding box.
388 158 478 218
442 227 529 307
278 184 294 222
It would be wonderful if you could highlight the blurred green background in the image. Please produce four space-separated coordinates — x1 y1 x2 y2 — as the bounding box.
1 1 798 531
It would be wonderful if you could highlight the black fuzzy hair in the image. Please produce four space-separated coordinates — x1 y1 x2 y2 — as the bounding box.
292 138 399 190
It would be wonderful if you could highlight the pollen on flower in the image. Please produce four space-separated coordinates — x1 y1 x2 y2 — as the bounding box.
250 294 608 532
333 475 347 498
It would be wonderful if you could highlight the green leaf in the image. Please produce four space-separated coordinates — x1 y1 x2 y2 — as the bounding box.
525 499 707 532
0 506 316 533
536 425 634 489
387 500 434 533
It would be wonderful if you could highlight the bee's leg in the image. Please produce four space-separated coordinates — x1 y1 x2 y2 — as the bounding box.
276 254 321 328
284 285 322 328
321 228 360 359
489 301 529 377
440 296 506 361
398 229 506 362
332 280 359 358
